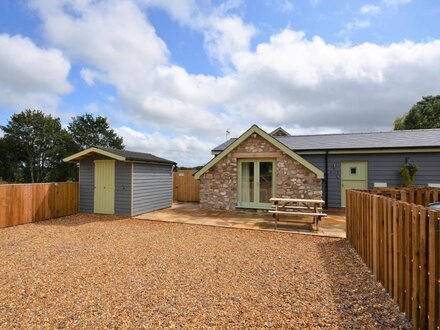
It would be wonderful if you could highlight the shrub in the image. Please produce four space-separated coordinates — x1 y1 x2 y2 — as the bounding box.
399 163 419 186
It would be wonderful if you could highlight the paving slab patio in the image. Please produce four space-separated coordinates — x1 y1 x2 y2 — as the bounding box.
135 203 346 238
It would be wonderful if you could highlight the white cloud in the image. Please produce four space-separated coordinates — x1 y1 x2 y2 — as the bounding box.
80 68 101 86
115 126 214 166
271 0 294 13
0 33 72 111
338 18 371 36
25 0 440 165
360 4 381 15
140 0 256 66
310 0 320 7
383 0 411 6
140 0 197 22
28 0 250 136
229 30 440 131
203 16 256 65
29 0 169 82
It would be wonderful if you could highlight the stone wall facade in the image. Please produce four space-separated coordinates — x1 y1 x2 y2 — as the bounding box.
199 133 323 210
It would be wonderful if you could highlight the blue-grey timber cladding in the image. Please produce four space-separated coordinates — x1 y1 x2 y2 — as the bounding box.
114 161 131 216
79 157 94 213
301 152 440 208
132 163 173 215
79 155 131 215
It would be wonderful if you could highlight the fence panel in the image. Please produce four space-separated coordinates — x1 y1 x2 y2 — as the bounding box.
346 189 440 329
372 187 440 206
173 170 200 202
0 182 79 229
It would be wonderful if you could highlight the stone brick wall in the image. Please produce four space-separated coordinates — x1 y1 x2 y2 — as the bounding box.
199 133 322 210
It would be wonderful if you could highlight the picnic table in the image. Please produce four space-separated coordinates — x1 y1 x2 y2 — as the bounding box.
268 198 327 231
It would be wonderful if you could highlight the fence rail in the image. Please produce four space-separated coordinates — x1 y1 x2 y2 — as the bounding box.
346 189 440 329
0 182 79 229
173 170 200 202
371 187 440 206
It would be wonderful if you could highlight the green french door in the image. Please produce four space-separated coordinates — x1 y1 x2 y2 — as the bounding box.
237 159 276 209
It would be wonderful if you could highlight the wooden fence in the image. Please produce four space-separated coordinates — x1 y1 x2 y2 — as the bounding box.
0 182 79 229
346 190 440 329
173 170 200 202
372 187 440 207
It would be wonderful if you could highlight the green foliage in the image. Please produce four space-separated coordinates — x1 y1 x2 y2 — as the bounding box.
399 163 419 186
68 113 124 151
175 166 203 171
394 95 440 130
0 110 72 183
0 110 124 183
0 136 23 182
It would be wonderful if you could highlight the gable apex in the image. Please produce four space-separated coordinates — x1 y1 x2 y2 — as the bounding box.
270 127 291 137
194 125 324 179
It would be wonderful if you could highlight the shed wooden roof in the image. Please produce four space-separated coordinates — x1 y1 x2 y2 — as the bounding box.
63 147 176 165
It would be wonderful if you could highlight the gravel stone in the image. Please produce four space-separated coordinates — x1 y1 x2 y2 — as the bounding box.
0 214 411 329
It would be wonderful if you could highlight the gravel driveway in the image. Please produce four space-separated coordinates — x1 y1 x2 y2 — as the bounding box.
0 214 409 329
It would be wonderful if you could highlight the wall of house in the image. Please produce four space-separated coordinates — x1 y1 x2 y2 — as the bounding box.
132 163 173 215
79 155 131 215
199 134 322 210
301 152 440 208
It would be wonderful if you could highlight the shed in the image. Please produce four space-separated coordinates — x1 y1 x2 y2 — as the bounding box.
63 147 176 216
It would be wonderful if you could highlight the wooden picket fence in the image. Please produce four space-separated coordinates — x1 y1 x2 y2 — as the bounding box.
346 189 440 329
372 187 440 207
173 170 200 202
0 182 79 229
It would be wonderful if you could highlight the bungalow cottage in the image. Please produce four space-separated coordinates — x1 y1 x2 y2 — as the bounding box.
194 125 440 210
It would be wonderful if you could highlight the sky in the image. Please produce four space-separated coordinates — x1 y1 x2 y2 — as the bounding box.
0 0 439 166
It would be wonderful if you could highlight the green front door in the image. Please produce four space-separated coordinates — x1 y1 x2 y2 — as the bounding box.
94 160 115 214
341 161 368 207
237 159 276 209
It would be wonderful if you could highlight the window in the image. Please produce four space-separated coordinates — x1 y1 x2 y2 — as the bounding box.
350 167 357 175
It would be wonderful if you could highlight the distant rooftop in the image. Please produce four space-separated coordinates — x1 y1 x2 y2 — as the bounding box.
269 127 291 137
212 128 440 152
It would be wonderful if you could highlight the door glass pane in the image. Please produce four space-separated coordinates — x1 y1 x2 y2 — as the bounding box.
259 162 273 203
241 162 254 203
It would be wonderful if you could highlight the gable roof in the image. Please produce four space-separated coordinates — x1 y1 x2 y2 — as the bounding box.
270 127 291 137
194 125 324 179
63 146 176 165
212 128 440 152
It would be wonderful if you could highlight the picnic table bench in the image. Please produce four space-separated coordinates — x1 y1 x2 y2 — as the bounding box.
268 198 327 231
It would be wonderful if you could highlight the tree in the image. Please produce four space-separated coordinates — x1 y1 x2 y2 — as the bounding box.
0 110 68 183
394 95 440 130
0 136 23 182
68 113 124 151
47 129 79 182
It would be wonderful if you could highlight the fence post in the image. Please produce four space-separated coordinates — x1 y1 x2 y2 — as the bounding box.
347 190 350 241
372 195 379 278
346 188 439 329
428 210 439 329
392 201 399 304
